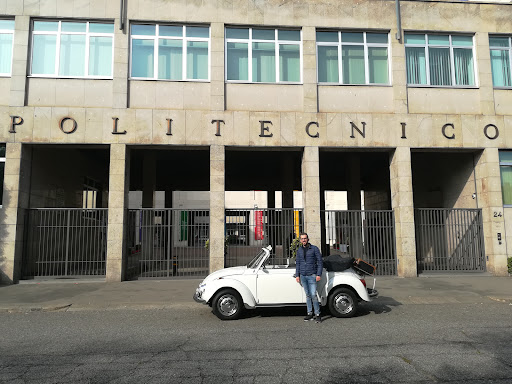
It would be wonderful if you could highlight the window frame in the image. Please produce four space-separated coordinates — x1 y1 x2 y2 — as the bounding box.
404 32 477 88
29 20 115 79
129 23 211 82
224 26 303 84
499 151 512 207
0 19 15 77
315 30 391 86
489 35 512 89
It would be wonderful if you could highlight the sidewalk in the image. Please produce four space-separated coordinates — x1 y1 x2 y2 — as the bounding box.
0 275 511 313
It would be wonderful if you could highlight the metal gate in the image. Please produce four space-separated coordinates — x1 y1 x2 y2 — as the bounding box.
415 208 485 272
225 208 304 267
323 210 397 276
23 208 108 278
125 209 209 279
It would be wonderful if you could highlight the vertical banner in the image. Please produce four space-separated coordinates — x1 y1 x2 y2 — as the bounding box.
255 210 263 240
180 211 188 241
294 210 300 238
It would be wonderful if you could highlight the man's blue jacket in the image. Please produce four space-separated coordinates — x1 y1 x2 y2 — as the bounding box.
295 243 323 277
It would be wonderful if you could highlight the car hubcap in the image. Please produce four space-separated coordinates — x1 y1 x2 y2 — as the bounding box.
218 294 238 316
334 293 354 314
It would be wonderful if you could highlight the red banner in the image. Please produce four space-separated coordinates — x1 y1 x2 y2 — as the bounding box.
255 211 263 240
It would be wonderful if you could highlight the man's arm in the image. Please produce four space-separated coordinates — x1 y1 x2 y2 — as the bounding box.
315 246 323 277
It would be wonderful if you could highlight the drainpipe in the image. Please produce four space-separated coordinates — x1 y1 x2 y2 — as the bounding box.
119 0 125 31
395 0 402 43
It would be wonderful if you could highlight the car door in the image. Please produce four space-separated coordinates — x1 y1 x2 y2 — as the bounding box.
256 267 304 304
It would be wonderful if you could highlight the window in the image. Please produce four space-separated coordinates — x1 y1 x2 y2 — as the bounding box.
0 144 5 207
500 151 512 206
225 27 301 83
316 31 389 85
0 20 14 76
405 33 475 87
30 20 114 78
130 24 209 81
490 36 512 88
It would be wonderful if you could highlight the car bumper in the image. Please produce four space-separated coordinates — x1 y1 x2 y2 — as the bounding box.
193 291 207 304
367 288 378 298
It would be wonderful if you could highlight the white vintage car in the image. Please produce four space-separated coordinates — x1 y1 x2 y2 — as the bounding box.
193 245 378 320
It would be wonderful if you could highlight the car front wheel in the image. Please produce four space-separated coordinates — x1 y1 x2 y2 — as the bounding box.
212 289 244 320
328 287 358 318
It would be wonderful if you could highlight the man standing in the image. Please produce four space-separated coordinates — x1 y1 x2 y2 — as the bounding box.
295 232 323 323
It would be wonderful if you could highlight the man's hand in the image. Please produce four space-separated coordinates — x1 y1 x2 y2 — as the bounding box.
316 276 321 282
296 276 300 283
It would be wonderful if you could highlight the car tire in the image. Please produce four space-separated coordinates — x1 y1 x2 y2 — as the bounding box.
212 289 244 320
328 287 358 318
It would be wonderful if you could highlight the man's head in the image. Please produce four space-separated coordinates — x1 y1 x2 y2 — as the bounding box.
299 232 309 247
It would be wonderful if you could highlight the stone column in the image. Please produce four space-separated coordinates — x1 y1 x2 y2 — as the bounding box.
10 15 29 107
475 32 495 116
210 22 225 111
0 143 31 283
302 26 318 113
302 146 321 247
113 19 129 109
475 148 508 275
106 144 130 282
389 147 417 277
390 30 407 114
210 144 225 272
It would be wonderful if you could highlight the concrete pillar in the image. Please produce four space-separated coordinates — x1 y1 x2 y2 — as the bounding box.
0 143 31 283
106 144 130 282
475 148 508 275
113 19 129 109
475 32 496 116
389 147 417 277
302 146 321 248
390 31 407 114
302 26 318 113
210 22 225 111
210 144 225 272
10 15 29 107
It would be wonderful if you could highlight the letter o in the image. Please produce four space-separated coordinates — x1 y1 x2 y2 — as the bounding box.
59 117 77 134
484 124 499 140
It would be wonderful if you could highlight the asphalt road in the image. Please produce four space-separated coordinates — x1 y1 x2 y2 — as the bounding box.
1 300 511 383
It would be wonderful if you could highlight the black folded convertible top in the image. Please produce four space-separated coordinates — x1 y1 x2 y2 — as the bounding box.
323 254 354 272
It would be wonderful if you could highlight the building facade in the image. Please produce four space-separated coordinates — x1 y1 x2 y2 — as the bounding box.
0 0 511 283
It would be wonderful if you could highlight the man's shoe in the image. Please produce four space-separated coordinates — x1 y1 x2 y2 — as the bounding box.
315 315 322 323
303 313 314 321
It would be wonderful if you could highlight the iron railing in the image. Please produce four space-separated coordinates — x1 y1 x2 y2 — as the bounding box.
415 208 485 272
322 210 397 276
225 208 304 267
126 209 209 279
23 209 108 278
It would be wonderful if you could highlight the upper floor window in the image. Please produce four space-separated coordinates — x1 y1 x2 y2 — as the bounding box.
500 151 512 206
316 31 389 85
225 27 301 83
130 24 209 81
0 20 14 76
405 33 475 87
490 36 512 88
31 20 114 78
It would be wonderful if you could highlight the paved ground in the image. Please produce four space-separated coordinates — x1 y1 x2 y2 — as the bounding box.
0 274 511 312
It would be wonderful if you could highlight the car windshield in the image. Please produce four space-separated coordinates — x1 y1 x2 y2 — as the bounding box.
247 249 267 269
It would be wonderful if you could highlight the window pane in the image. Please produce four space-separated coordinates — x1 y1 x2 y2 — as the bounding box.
253 29 274 40
0 34 13 73
227 42 248 80
342 32 363 43
406 47 427 84
159 39 182 80
316 31 338 43
33 21 58 32
61 22 86 33
428 35 449 46
160 25 182 37
0 144 5 157
186 26 209 38
453 48 474 86
252 42 275 82
404 34 425 45
491 49 512 87
132 24 156 36
32 34 56 74
490 37 509 48
499 151 512 163
187 41 208 79
278 30 300 41
342 45 364 84
226 28 249 39
0 20 14 30
452 35 473 47
501 166 512 205
368 47 388 83
429 47 451 85
131 39 154 77
89 36 112 76
367 33 388 44
0 162 4 206
317 45 338 82
59 34 85 76
279 44 299 82
90 23 114 34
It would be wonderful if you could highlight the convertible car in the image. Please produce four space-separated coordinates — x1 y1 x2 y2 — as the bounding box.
194 245 378 320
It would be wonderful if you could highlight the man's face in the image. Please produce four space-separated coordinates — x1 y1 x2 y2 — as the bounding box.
300 235 309 246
